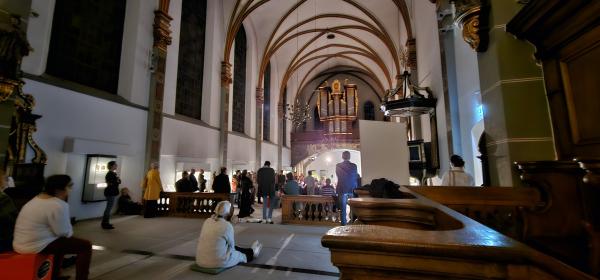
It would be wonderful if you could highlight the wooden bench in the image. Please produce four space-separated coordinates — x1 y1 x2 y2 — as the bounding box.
0 252 53 280
321 187 595 279
408 186 543 238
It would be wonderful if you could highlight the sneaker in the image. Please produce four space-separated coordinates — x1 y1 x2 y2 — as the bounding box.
267 219 273 224
251 241 263 257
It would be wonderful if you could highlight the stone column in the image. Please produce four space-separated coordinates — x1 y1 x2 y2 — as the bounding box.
144 0 172 169
473 0 554 186
255 87 263 171
277 103 285 171
219 62 232 167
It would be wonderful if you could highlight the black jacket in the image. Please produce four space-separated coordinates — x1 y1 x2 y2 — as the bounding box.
213 174 231 193
176 178 194 192
104 170 121 197
257 166 275 196
189 174 199 192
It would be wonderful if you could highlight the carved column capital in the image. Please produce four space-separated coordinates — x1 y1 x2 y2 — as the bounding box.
455 1 488 52
221 62 232 86
153 10 172 52
256 87 264 105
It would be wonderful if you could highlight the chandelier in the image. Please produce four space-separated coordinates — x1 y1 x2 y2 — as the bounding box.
380 71 436 117
284 99 311 128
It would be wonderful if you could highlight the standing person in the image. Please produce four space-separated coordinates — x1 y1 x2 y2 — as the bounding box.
13 175 92 280
213 167 231 194
102 161 120 229
441 155 475 186
142 162 164 218
276 170 286 191
189 169 199 192
195 201 262 269
257 161 275 224
0 169 18 252
199 169 206 192
237 170 255 218
176 171 193 192
336 151 358 225
304 171 317 195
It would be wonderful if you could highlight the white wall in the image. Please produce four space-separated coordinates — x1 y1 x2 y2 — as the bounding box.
453 28 482 177
25 79 147 220
411 0 450 176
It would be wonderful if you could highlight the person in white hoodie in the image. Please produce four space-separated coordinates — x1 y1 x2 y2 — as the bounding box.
13 175 92 280
196 201 262 269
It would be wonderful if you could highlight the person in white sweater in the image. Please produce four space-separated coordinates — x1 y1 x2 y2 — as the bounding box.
441 155 476 186
13 175 92 280
196 201 262 269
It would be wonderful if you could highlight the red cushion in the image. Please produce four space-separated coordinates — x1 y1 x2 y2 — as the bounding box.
0 252 53 280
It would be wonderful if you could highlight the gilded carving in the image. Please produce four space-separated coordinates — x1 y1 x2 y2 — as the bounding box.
454 2 488 52
462 12 480 50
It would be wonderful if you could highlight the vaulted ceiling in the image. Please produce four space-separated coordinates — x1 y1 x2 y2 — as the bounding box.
222 0 417 105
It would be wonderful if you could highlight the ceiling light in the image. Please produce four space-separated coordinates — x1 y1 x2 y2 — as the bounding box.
326 33 335 39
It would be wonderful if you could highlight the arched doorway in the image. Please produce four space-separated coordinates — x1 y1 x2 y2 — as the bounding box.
296 149 362 186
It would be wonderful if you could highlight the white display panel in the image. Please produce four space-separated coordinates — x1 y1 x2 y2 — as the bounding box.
358 120 409 186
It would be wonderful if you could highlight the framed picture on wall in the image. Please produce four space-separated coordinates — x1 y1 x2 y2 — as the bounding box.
82 154 117 202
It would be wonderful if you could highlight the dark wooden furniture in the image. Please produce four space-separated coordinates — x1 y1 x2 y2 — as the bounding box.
409 186 543 239
507 1 600 275
322 187 595 279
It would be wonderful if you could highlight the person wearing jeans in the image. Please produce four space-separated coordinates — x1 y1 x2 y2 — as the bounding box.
335 151 358 226
257 161 275 223
102 161 121 229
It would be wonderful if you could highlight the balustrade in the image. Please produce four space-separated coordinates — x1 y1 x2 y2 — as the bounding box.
157 192 234 218
281 195 340 225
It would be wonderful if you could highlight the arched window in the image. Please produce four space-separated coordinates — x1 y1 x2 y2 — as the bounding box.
263 63 271 141
364 101 375 120
313 106 321 130
175 0 207 119
232 26 247 133
47 0 126 93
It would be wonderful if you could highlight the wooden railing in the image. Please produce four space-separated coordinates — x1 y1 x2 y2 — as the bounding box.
281 195 340 226
322 187 595 280
157 192 235 218
408 186 543 239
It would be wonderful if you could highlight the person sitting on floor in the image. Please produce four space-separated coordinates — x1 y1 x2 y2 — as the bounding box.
13 175 92 280
196 201 262 269
117 187 142 215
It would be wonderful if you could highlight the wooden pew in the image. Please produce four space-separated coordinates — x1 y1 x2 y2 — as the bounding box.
321 187 595 279
408 186 543 239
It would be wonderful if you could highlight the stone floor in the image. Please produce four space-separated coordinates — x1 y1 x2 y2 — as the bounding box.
62 206 339 280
